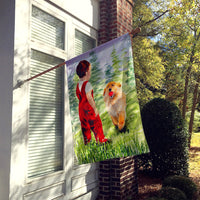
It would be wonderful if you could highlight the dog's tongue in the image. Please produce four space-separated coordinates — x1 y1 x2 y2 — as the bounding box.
109 91 114 97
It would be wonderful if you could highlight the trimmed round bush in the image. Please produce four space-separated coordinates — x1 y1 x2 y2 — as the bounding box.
159 187 187 200
163 176 198 200
141 98 189 177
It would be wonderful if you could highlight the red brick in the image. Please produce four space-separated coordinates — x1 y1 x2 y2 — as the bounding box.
99 0 133 45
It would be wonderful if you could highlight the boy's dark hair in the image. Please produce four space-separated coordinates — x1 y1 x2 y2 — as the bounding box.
76 60 90 78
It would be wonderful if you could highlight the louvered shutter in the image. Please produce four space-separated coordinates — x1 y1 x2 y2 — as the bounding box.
75 29 96 56
28 6 65 178
28 50 64 178
31 6 64 50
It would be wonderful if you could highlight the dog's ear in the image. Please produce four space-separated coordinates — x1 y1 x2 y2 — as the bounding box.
103 88 106 96
117 83 121 87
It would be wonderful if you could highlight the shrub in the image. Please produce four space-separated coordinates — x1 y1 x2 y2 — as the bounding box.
137 153 153 172
141 98 189 177
163 175 198 200
146 197 167 200
159 187 187 200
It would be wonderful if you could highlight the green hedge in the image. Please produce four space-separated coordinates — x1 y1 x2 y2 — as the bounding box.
141 98 189 177
159 187 187 200
163 176 198 200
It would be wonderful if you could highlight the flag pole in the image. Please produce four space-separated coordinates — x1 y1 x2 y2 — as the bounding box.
15 30 141 89
14 61 66 88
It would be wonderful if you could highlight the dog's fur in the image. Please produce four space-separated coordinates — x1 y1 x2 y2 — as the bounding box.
103 81 126 131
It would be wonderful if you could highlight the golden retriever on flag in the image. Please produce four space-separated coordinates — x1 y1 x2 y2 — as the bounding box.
103 81 126 131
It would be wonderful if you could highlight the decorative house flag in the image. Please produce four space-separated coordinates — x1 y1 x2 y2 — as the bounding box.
66 33 149 164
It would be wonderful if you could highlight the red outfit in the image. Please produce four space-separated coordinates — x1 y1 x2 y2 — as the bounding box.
76 81 107 144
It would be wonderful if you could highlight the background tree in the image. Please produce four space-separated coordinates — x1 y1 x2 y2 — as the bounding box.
162 0 200 115
188 73 200 146
161 0 200 144
132 0 166 107
132 38 165 107
132 0 200 147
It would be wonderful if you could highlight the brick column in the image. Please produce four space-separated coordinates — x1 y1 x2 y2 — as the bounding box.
98 156 138 200
98 0 134 45
98 160 111 200
98 1 137 199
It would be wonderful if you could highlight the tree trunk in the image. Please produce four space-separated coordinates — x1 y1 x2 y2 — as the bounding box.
188 75 200 148
197 92 200 110
182 65 192 119
182 32 200 119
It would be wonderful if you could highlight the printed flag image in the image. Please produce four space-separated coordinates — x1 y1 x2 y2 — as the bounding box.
66 33 149 164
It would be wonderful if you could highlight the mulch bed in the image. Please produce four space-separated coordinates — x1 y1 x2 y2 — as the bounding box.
137 171 162 200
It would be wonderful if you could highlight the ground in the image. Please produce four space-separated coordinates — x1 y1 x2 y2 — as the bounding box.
137 132 200 200
137 172 162 200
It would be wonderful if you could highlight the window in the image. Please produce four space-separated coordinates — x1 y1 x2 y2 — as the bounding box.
31 6 65 50
75 29 96 56
28 6 64 178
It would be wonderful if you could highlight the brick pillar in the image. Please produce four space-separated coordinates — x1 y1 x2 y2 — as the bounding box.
98 0 134 45
98 156 138 200
98 160 111 200
98 1 137 199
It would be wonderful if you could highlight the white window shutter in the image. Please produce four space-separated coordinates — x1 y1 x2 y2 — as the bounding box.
75 29 96 56
28 6 65 178
28 50 64 178
31 6 65 50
